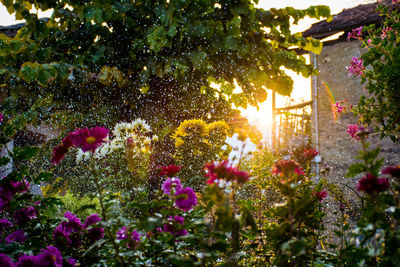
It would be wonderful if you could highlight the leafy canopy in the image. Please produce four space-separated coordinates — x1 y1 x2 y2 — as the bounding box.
0 0 330 130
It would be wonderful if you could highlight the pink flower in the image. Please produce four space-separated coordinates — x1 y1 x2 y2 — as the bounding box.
347 124 361 141
381 26 394 39
367 39 372 44
70 126 109 152
272 159 302 177
175 187 197 211
160 165 182 177
347 26 363 41
0 113 4 125
303 148 318 161
313 190 328 202
162 177 183 195
204 160 250 185
347 57 365 76
357 174 390 195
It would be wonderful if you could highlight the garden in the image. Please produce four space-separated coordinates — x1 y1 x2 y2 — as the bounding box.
0 0 399 266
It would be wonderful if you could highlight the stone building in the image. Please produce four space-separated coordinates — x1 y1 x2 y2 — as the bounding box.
303 1 400 190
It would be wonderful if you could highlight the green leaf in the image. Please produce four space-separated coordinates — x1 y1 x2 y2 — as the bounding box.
0 157 10 167
34 172 54 183
346 163 365 178
13 146 40 161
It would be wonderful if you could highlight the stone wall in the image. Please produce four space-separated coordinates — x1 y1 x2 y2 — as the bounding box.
311 40 400 192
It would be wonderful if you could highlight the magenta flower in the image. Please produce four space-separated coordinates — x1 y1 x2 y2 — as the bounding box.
347 124 361 141
382 165 400 178
5 230 27 244
0 219 12 233
204 160 250 185
0 113 4 125
357 174 390 195
0 253 13 267
160 165 182 177
303 148 318 161
175 187 197 211
70 126 109 152
314 190 328 202
381 26 394 39
347 26 363 41
162 177 183 195
87 227 104 241
347 57 364 76
14 206 37 225
35 246 63 267
84 214 101 228
53 224 72 246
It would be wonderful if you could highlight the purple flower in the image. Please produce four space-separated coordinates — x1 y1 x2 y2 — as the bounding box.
35 246 63 267
53 225 72 246
163 216 188 237
0 187 12 210
0 219 12 233
87 227 104 241
5 230 27 244
0 113 4 125
16 254 36 267
14 206 37 225
11 180 29 194
84 214 101 228
62 211 83 232
162 178 183 195
175 187 197 212
347 57 365 76
63 258 76 267
131 230 141 245
116 226 128 240
0 253 14 267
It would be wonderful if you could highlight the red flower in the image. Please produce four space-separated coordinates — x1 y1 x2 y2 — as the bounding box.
382 166 400 178
272 159 302 176
160 165 182 177
303 148 318 161
357 174 390 195
313 190 328 202
204 160 250 185
51 133 75 165
71 126 108 152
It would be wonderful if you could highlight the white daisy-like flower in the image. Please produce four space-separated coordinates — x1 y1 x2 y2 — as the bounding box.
76 149 91 164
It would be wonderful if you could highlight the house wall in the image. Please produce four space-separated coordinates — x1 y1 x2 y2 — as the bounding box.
311 40 400 189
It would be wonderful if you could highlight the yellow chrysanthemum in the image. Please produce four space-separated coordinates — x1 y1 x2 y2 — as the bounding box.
173 119 208 138
206 121 230 137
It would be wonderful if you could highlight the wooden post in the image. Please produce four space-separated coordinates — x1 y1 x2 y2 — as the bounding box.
272 90 276 149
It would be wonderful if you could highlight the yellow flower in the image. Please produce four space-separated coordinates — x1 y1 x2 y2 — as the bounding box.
206 121 230 137
173 119 208 138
